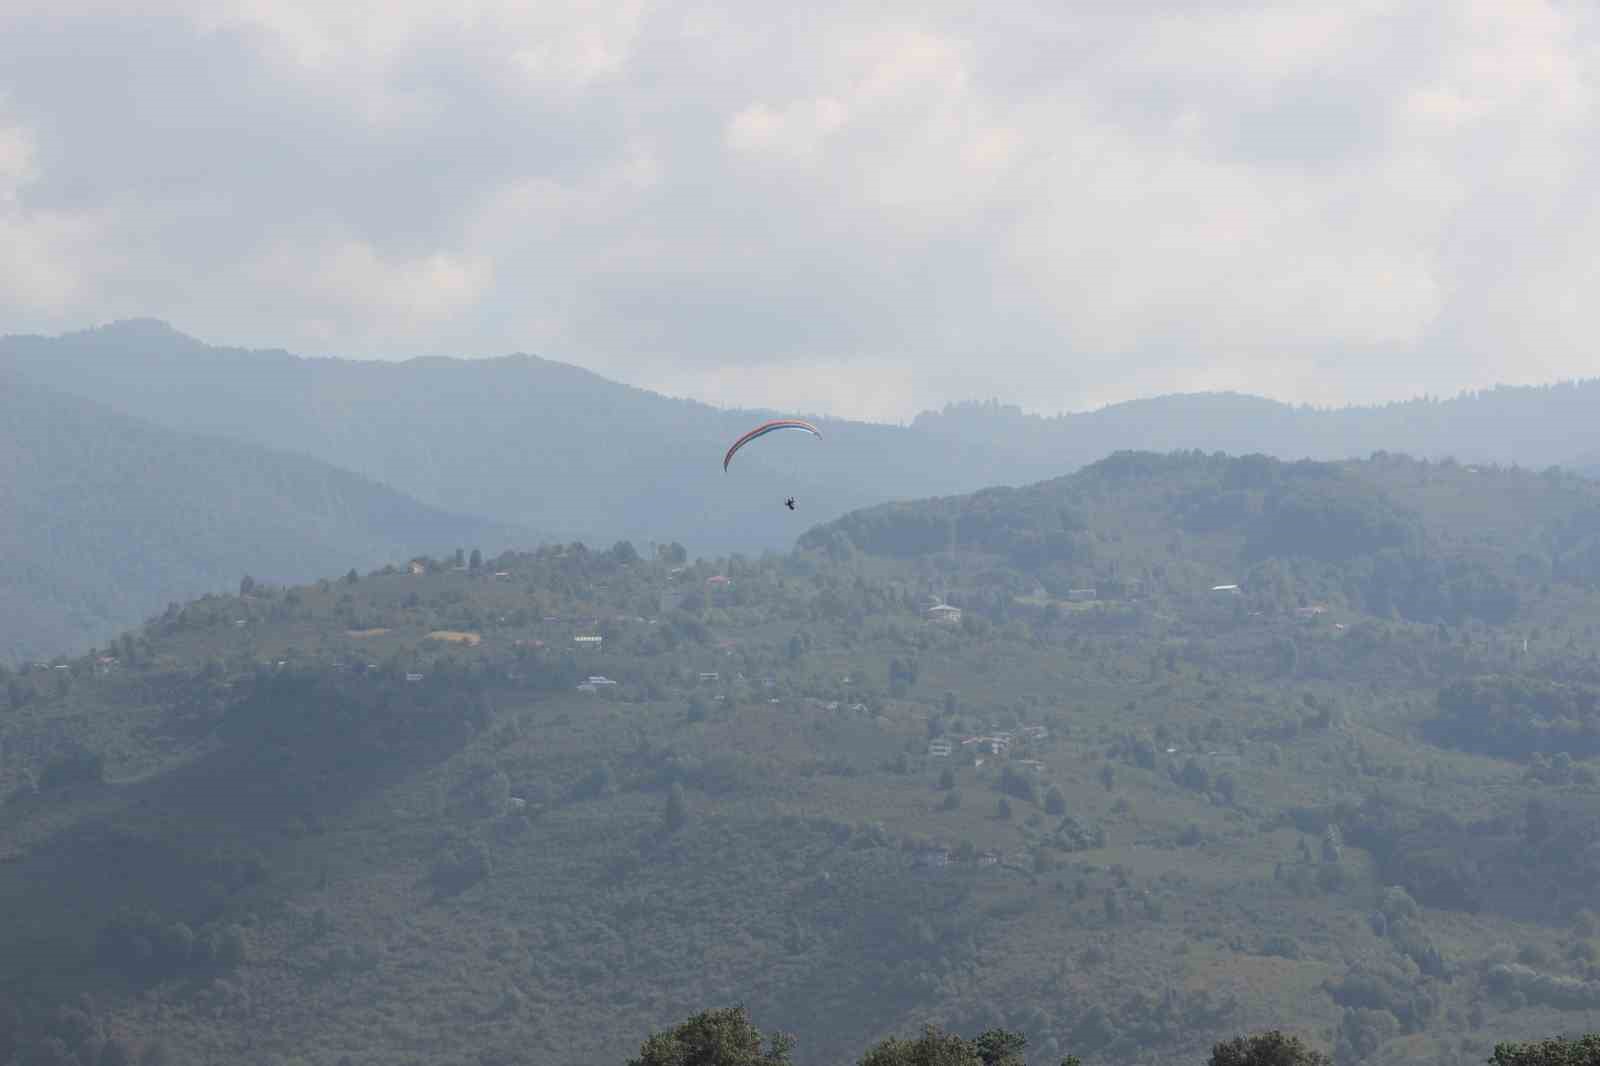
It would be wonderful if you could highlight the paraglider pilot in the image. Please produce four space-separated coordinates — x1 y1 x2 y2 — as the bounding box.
785 497 796 511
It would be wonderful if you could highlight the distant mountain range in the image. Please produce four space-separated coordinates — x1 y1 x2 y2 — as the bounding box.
8 317 1600 659
0 373 521 664
910 386 1600 476
0 320 930 555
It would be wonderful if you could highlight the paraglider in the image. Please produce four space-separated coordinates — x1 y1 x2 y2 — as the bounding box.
721 419 821 471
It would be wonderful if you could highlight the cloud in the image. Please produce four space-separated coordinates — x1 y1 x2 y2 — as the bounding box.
2 0 1599 419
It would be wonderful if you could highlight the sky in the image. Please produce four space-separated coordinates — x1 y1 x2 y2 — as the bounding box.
2 1 1598 422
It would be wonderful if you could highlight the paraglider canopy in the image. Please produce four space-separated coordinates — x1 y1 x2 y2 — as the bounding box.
722 419 821 471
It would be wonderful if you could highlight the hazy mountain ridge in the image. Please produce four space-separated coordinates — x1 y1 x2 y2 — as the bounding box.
0 373 525 664
11 322 1600 568
0 322 923 553
910 385 1600 477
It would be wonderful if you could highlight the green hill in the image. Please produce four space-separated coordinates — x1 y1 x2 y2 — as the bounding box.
800 449 1595 626
0 373 526 664
4 452 1600 1066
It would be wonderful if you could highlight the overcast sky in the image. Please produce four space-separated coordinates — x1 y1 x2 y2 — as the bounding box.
2 2 1597 421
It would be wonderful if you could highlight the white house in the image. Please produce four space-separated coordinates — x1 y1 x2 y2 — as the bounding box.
964 734 1010 755
925 604 963 625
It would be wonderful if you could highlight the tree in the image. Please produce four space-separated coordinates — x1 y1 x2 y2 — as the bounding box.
971 1030 1031 1066
1000 766 1038 804
469 548 483 571
857 1025 1040 1066
239 575 256 597
939 767 956 791
1487 1035 1600 1065
1178 759 1209 793
344 568 359 584
1208 1031 1331 1066
570 763 614 801
627 1006 794 1066
996 797 1013 820
1044 785 1066 815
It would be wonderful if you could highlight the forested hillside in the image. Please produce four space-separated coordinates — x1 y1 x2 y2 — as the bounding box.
5 452 1600 1066
0 374 523 665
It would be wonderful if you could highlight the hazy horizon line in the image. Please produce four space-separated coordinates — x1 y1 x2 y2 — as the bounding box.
15 315 1600 429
